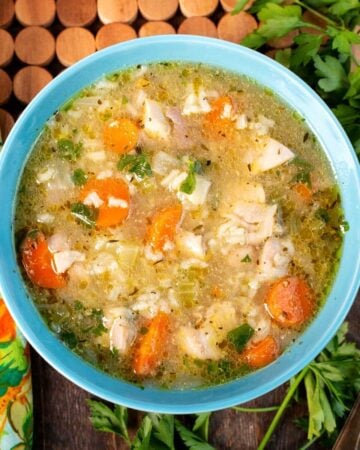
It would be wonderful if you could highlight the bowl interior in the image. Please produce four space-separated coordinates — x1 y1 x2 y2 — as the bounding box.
0 36 359 413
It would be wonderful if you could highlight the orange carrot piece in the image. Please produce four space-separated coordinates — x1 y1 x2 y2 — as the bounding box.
146 204 182 253
242 335 279 368
133 312 170 376
103 117 139 154
204 95 235 138
211 285 224 298
79 178 130 228
265 276 314 328
293 183 312 202
0 299 16 342
21 231 66 289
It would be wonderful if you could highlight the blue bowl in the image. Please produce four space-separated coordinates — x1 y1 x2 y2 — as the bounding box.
0 36 359 413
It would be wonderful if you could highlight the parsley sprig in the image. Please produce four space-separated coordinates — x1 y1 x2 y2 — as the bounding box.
233 0 360 155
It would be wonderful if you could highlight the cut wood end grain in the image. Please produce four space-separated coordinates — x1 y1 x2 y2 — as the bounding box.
13 66 53 104
178 16 218 38
0 109 15 142
138 0 178 21
139 21 176 37
179 0 218 18
57 0 97 27
97 0 138 25
56 27 96 67
0 0 15 28
0 29 14 68
15 26 55 66
217 12 257 43
0 70 12 105
15 0 56 27
96 24 137 50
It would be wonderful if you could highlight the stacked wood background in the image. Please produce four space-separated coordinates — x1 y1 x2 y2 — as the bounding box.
0 1 359 449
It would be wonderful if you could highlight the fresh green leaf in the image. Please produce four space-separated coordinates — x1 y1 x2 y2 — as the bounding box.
328 28 360 54
57 139 82 161
304 371 324 438
72 168 88 186
231 0 249 15
149 414 175 450
328 0 360 16
70 202 97 228
227 324 254 352
87 400 131 444
174 419 215 450
313 55 348 92
193 413 211 441
117 153 153 179
131 416 153 450
291 33 323 67
241 32 268 49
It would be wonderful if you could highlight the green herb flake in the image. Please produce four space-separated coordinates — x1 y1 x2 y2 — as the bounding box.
180 159 203 194
58 139 82 162
292 171 312 187
70 202 97 228
72 168 88 186
60 331 78 349
316 208 330 223
117 153 152 179
340 220 350 233
227 323 254 352
241 254 252 263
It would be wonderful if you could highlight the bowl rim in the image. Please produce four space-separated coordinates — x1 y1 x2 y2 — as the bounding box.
0 35 359 413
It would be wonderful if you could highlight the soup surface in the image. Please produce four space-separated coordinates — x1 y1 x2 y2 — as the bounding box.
15 63 346 388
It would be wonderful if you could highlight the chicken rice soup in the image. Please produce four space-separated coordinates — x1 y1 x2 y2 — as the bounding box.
15 63 346 388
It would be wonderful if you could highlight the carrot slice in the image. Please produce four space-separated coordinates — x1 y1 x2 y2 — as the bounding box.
0 299 16 342
204 95 235 138
146 204 182 253
265 276 314 328
133 312 170 376
21 231 66 289
79 178 130 228
103 117 139 154
293 183 312 202
242 335 279 368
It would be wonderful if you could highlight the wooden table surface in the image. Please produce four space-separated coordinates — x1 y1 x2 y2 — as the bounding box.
30 292 360 450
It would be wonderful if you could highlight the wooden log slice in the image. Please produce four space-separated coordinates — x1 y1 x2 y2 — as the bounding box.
13 66 53 104
56 27 96 67
220 0 253 12
57 0 97 27
217 12 257 43
97 0 138 24
15 0 56 27
179 0 218 17
95 23 137 50
0 70 12 105
139 21 176 37
0 0 15 28
15 26 55 66
138 0 178 21
0 29 14 67
0 109 14 142
178 17 218 38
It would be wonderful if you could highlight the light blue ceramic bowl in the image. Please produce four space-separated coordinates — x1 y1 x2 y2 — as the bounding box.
0 36 359 414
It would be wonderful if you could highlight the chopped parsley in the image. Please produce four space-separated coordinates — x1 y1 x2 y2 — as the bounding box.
180 159 203 194
71 202 97 228
227 323 254 352
117 152 152 179
58 139 82 162
72 168 88 186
